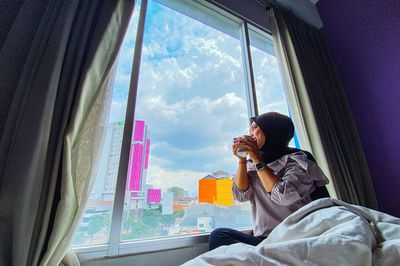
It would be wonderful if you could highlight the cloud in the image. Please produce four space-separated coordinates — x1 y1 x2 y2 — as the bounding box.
145 164 208 195
106 0 291 193
250 46 290 115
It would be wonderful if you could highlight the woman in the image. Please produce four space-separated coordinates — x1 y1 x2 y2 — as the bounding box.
209 112 329 250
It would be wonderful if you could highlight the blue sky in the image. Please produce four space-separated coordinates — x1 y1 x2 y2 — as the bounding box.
108 0 289 194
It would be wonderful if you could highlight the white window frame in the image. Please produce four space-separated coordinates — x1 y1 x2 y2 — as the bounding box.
74 0 304 260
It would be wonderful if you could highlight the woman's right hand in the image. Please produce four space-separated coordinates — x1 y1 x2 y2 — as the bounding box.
232 136 250 160
232 137 241 158
233 135 261 161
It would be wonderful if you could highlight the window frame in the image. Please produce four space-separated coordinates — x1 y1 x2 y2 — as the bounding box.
73 0 299 260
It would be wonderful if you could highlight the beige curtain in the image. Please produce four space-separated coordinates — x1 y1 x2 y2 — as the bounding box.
268 8 378 210
0 1 134 265
40 62 117 265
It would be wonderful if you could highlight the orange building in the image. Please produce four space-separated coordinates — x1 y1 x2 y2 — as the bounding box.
198 174 233 206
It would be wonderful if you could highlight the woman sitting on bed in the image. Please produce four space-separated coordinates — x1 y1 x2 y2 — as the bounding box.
209 112 329 250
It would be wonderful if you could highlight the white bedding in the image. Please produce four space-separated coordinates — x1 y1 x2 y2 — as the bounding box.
182 199 400 266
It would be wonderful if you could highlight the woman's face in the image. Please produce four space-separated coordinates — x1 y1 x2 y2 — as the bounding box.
250 122 266 149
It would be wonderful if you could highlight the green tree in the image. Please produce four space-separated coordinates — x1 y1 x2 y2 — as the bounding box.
87 213 110 236
143 208 162 227
121 221 151 240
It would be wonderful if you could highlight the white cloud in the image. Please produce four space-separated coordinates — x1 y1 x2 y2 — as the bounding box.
115 73 131 89
146 164 208 195
107 1 290 193
142 42 168 58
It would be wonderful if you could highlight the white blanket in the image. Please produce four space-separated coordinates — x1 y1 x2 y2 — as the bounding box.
182 199 400 266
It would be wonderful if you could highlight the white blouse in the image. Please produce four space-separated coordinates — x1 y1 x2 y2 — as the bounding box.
232 151 329 237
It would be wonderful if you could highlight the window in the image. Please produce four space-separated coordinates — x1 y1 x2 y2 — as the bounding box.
248 27 298 147
73 0 306 257
120 0 252 242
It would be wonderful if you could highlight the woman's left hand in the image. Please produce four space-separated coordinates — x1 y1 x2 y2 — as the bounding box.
238 136 262 163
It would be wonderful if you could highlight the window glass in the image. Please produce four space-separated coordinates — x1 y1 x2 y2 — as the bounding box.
71 1 142 247
249 28 298 147
120 0 253 241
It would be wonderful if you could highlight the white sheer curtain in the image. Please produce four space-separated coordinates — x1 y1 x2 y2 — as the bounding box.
41 63 117 265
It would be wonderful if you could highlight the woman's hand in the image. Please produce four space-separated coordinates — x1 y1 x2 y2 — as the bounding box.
232 137 246 160
233 135 262 163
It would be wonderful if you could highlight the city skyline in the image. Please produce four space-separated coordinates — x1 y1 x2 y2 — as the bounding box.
93 119 235 199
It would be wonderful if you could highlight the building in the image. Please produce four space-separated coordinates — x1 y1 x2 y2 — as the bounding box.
92 119 160 210
167 186 185 199
173 197 196 212
198 171 234 206
147 188 161 204
127 120 150 193
126 120 163 210
162 192 174 215
166 186 195 212
172 203 252 235
90 121 124 201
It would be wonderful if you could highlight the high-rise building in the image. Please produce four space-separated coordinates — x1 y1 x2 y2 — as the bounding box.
198 171 233 206
162 192 174 215
92 121 124 201
93 119 160 209
126 119 162 210
127 120 150 192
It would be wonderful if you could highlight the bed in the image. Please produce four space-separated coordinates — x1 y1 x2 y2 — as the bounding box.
182 198 400 265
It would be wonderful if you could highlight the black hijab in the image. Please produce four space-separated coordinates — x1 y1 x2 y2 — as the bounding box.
251 112 315 163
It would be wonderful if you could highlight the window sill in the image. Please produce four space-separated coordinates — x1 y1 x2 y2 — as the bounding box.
74 228 252 260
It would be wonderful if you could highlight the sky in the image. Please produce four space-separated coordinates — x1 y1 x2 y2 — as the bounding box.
107 0 290 195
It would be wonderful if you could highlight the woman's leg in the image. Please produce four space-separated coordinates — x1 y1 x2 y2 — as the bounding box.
208 228 265 250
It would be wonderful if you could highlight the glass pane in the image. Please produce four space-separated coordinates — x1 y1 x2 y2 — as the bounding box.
120 0 252 242
70 1 142 247
249 28 298 147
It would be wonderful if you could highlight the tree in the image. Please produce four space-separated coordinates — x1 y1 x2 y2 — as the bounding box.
143 208 162 227
121 221 151 240
87 212 110 237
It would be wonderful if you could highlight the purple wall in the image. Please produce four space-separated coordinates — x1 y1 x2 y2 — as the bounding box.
317 1 400 217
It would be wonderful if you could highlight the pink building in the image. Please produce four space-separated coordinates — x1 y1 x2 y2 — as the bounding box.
128 120 150 191
127 120 161 208
147 189 161 204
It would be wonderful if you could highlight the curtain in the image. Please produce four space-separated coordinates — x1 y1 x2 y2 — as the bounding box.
267 8 378 210
0 0 134 265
